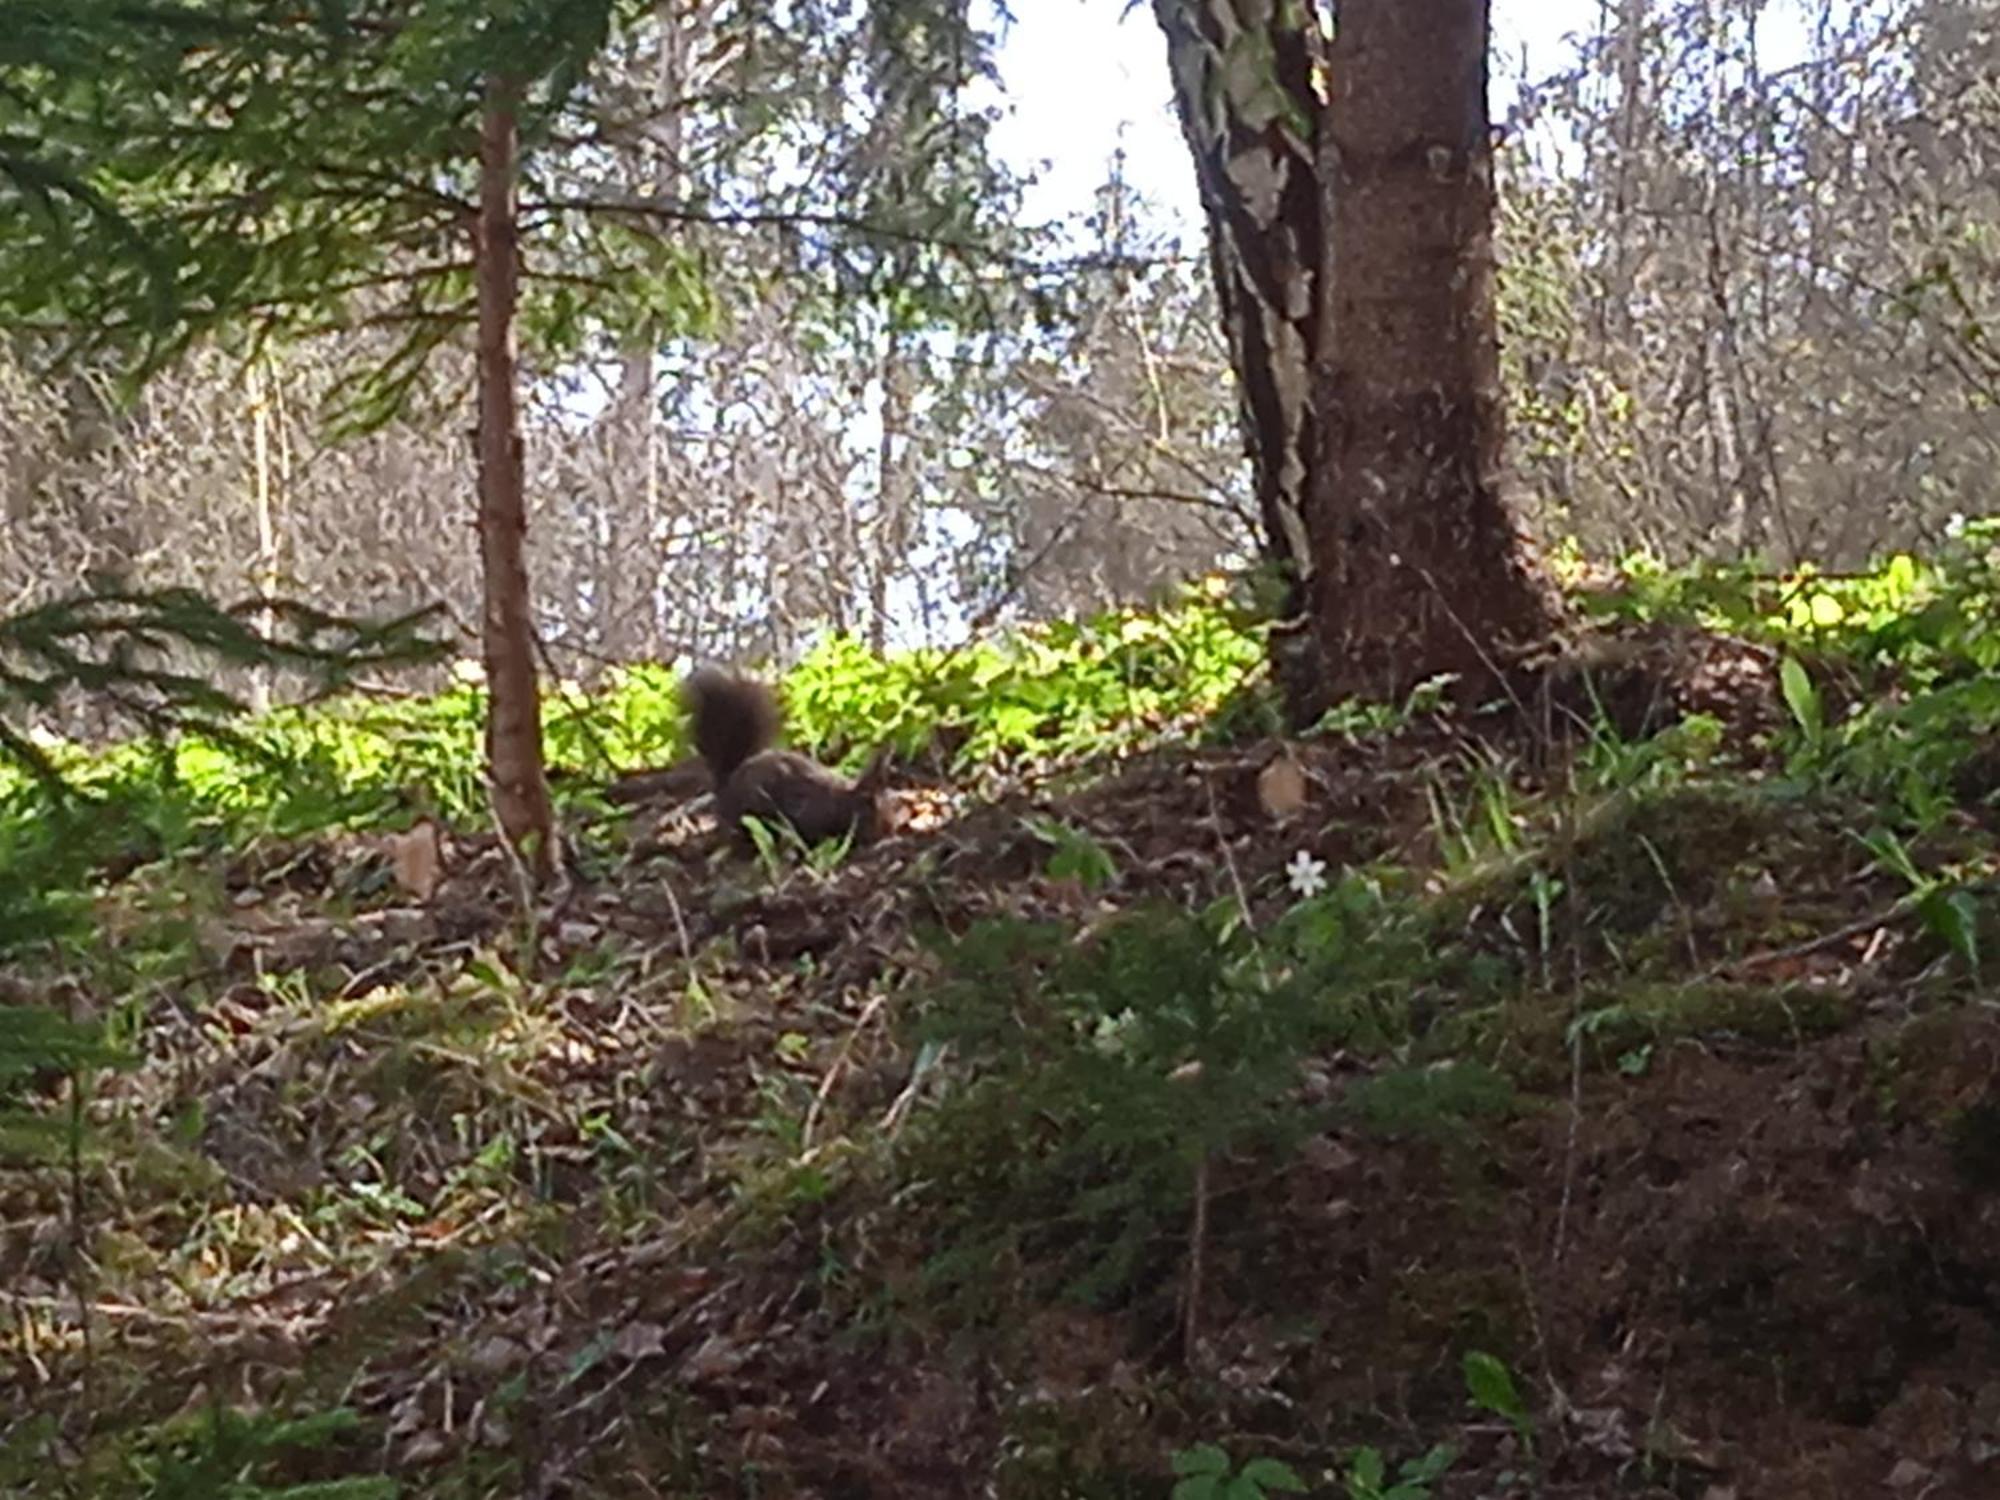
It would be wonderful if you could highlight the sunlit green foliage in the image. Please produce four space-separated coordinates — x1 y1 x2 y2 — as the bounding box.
1572 521 2000 831
18 522 2000 960
783 580 1265 768
1580 521 2000 675
0 587 1266 952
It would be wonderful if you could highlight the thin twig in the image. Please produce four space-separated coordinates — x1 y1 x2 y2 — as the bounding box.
1697 880 2000 984
1201 772 1260 945
880 1042 946 1139
802 993 888 1151
1553 1013 1584 1270
1552 787 1589 1270
64 1048 93 1403
1183 1151 1211 1369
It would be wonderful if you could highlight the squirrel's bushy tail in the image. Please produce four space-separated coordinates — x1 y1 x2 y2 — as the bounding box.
681 668 780 784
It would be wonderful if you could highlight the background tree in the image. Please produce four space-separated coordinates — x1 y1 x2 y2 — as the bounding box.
6 0 634 874
12 0 2000 743
1500 0 2000 564
1 0 1056 869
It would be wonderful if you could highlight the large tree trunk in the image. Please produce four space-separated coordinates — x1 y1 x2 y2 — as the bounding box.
476 77 560 883
1150 0 1330 714
1310 0 1557 704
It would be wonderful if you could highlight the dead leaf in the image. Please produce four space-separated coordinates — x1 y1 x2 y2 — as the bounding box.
681 1331 748 1384
1568 1404 1636 1459
398 1432 452 1467
1647 1421 1723 1470
894 787 951 832
389 818 444 901
613 1320 668 1362
387 1388 428 1437
1297 1134 1358 1174
1256 753 1309 820
464 1334 526 1377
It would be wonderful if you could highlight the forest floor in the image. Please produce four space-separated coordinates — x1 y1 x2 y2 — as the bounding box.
5 626 2000 1498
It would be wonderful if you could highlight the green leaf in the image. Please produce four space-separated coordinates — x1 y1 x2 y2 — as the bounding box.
1348 1446 1386 1489
263 1478 398 1499
1463 1350 1526 1423
1173 1444 1231 1477
1024 815 1120 891
1401 1442 1458 1482
1917 886 1980 971
1778 655 1822 741
742 814 780 867
1858 826 1923 887
1238 1456 1307 1493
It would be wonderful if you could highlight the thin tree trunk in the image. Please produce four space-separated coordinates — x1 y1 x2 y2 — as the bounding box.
476 76 559 883
868 324 911 655
247 357 276 712
603 0 703 660
1151 0 1330 719
1311 0 1557 702
1600 0 1650 347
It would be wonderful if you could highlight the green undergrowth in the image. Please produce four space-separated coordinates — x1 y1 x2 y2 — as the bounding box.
1577 521 2000 675
0 1401 396 1500
883 803 1913 1321
0 584 1264 954
16 524 2000 947
15 536 2000 1493
839 687 2000 1389
1583 521 2000 830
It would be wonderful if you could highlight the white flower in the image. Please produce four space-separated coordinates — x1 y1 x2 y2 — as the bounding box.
1286 849 1328 899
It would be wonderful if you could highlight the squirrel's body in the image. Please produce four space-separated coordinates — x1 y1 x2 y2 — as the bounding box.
681 669 890 847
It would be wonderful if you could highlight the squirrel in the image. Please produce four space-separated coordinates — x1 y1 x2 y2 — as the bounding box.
681 668 893 847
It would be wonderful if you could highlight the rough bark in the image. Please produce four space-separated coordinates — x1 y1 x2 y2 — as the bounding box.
1150 0 1330 714
476 77 560 883
1311 0 1558 705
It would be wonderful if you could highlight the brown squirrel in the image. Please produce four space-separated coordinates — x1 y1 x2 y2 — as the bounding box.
681 668 892 847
